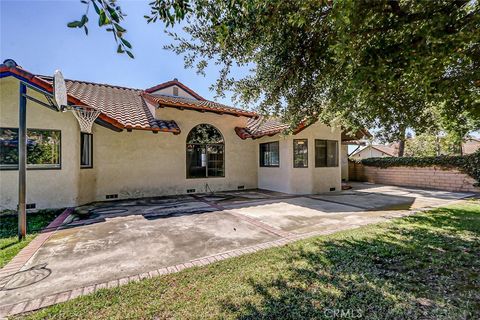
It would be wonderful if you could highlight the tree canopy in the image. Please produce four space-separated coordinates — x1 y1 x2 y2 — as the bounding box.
69 0 480 140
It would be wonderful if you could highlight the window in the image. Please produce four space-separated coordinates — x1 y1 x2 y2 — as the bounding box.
293 139 308 168
315 139 338 167
186 124 224 178
80 133 93 168
0 128 61 169
259 141 279 167
173 86 179 96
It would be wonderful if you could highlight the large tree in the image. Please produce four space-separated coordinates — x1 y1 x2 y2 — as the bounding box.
70 0 480 141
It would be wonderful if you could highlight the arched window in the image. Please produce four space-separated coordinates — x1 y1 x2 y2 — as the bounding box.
186 124 224 178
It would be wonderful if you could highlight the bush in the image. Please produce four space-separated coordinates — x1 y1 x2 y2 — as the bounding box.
358 150 480 184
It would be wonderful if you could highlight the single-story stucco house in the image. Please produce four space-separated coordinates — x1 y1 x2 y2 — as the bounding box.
0 60 367 210
350 144 399 160
462 138 480 155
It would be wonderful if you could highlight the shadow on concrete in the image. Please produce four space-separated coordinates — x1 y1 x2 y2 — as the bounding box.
0 264 51 291
61 185 470 231
62 190 291 229
218 206 479 319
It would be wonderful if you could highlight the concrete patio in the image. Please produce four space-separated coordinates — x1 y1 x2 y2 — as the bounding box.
0 183 474 316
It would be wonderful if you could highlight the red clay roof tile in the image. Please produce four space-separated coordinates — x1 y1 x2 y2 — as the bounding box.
235 117 307 139
142 92 258 118
3 63 252 132
236 116 371 141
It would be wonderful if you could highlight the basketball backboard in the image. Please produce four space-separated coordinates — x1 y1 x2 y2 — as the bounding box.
53 70 67 110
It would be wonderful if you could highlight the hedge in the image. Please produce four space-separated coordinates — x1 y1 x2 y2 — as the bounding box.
357 150 480 184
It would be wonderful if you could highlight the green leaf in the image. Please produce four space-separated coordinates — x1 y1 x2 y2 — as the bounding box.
92 0 101 14
126 50 134 59
80 14 88 26
109 8 120 23
114 23 126 32
67 21 82 28
120 37 132 49
99 10 107 26
117 44 124 53
84 25 88 35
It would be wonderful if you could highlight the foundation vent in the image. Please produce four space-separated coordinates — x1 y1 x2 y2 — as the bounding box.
237 185 245 190
187 189 196 193
106 194 118 199
26 203 36 209
330 187 336 192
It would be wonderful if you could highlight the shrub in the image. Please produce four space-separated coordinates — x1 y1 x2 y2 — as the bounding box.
358 150 480 184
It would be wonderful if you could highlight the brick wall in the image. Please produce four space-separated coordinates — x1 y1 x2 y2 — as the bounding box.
349 161 479 193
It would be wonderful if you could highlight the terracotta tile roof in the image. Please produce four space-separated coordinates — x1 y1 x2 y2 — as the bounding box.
64 80 180 133
2 62 370 139
2 62 254 133
145 79 206 101
142 92 258 118
235 117 290 139
236 116 371 142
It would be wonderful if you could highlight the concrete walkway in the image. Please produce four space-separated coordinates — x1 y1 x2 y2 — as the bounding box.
0 183 474 317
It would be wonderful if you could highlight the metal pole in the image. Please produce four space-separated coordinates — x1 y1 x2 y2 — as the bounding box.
18 83 27 241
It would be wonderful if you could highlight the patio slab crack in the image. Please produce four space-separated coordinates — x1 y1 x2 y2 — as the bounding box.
192 194 294 238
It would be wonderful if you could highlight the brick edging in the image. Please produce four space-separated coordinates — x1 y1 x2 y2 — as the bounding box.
0 207 426 318
3 197 468 318
0 208 73 280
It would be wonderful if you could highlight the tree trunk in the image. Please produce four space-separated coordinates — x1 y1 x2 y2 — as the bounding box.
398 139 405 157
435 135 441 156
397 126 406 157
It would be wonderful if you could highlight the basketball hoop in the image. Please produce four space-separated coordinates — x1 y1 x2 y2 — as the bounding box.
53 70 100 133
70 106 101 134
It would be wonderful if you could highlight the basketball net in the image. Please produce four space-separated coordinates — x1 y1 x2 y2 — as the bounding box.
71 106 101 133
53 70 101 134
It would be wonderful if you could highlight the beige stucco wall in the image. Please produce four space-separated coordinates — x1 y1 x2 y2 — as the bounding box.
89 107 257 201
0 77 81 210
256 122 342 194
150 85 196 100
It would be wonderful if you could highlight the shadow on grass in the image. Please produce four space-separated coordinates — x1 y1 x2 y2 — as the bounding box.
221 206 480 319
0 209 64 239
0 209 64 268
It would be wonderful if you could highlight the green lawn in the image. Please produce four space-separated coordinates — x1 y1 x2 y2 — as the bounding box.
19 200 480 320
0 209 64 268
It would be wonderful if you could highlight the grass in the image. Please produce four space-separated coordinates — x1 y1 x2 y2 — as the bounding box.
0 209 64 268
18 200 480 320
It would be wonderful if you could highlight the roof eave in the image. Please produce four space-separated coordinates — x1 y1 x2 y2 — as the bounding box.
143 93 257 118
0 64 125 132
145 80 206 101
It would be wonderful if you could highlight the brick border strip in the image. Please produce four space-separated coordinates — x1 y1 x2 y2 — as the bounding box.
0 234 297 317
3 199 465 318
0 208 427 318
0 208 73 280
